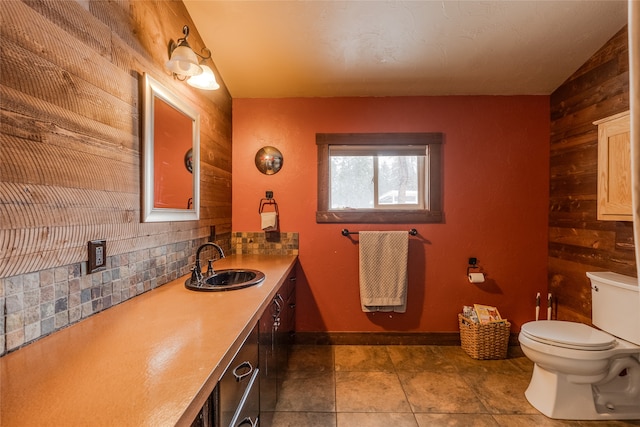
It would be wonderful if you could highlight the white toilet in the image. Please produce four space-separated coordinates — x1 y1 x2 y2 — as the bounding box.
518 271 640 420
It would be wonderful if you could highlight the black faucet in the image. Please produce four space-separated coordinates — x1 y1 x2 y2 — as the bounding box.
191 242 225 284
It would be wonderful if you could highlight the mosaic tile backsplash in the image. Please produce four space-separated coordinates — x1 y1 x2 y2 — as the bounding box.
0 231 298 355
231 231 299 256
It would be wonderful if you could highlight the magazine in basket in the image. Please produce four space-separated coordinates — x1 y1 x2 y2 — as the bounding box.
473 304 506 324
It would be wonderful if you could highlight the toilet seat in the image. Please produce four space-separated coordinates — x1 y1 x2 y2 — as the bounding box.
520 320 617 351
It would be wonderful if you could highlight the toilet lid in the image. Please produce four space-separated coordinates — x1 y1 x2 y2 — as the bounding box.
520 321 617 351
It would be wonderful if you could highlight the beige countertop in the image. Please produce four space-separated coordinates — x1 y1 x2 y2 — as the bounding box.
0 254 298 427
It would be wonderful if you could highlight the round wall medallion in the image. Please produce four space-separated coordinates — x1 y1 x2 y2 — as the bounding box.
255 146 283 175
184 148 193 173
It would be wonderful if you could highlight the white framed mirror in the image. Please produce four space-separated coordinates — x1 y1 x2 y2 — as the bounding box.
142 73 200 222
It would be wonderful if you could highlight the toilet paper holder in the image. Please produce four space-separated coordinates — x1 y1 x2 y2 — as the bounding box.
467 257 480 275
467 258 486 283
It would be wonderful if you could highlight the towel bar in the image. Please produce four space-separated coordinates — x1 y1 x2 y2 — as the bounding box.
341 228 418 236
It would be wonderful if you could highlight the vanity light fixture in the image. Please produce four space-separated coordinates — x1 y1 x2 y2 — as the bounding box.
187 63 220 90
166 25 219 90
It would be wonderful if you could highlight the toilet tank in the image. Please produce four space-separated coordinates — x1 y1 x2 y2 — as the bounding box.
587 271 640 345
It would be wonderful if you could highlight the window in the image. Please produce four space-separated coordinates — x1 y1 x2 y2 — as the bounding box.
329 145 425 210
316 133 443 224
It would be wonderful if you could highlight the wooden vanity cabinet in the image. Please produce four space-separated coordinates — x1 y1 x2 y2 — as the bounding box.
259 267 296 427
190 394 214 427
217 324 260 427
191 325 259 427
192 265 297 427
277 269 296 386
283 269 297 342
594 111 631 221
258 295 280 422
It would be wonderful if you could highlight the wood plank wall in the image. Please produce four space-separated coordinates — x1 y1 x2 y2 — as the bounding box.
549 26 633 324
0 1 232 278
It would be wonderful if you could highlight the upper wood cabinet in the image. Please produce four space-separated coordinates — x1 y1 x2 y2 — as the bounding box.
594 111 631 221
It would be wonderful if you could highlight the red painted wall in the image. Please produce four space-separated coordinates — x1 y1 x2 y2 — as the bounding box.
232 96 550 333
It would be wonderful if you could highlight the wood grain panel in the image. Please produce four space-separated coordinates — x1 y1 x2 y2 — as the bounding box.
0 0 232 278
568 28 629 81
550 94 629 137
551 61 628 119
550 128 597 153
1 39 136 132
548 25 633 321
549 199 598 228
548 227 616 251
19 0 112 57
2 136 137 192
2 1 132 105
549 241 635 274
548 257 593 324
0 223 201 278
549 140 597 178
548 170 597 199
615 221 635 252
0 183 139 228
0 86 138 152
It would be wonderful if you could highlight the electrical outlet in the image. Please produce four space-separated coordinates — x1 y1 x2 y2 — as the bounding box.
88 240 106 273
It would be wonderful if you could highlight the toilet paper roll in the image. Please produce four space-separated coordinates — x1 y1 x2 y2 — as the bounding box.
468 272 485 284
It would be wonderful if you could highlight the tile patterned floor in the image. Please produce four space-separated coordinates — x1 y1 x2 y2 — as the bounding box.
265 345 640 427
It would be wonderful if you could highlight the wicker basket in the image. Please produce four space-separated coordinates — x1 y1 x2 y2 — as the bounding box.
458 314 510 360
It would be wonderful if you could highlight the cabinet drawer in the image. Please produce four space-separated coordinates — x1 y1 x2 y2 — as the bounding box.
229 368 260 427
219 324 258 427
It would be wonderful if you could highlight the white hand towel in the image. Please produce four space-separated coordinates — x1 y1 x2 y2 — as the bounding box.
261 212 278 231
359 231 408 313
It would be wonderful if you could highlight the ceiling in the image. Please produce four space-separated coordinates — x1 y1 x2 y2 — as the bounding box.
184 1 628 98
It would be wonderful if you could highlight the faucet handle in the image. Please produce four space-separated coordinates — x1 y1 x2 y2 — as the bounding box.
190 266 203 284
206 259 213 274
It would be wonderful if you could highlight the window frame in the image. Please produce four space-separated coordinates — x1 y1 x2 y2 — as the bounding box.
316 133 443 224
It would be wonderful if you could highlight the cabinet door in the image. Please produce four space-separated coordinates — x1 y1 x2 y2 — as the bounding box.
275 270 296 393
190 393 213 427
281 272 296 344
259 298 279 417
595 111 631 221
259 266 297 427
